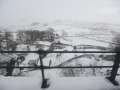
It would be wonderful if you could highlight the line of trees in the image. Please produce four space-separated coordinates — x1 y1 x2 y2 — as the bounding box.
17 28 55 44
0 31 17 51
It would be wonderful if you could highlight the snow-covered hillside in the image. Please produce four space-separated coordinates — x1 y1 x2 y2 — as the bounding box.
1 19 120 33
0 20 120 78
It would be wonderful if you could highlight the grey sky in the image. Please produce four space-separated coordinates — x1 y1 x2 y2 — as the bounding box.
0 0 120 26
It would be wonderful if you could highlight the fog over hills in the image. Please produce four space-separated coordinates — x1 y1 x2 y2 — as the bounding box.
0 0 120 27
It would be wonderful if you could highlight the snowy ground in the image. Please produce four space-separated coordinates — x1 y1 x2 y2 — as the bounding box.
0 77 120 90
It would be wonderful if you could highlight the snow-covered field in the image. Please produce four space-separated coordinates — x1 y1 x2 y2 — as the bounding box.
0 20 120 78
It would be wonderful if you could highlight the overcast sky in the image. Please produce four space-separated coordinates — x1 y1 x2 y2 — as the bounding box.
0 0 120 26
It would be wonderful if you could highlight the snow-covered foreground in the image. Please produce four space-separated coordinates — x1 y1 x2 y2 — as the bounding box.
0 77 120 90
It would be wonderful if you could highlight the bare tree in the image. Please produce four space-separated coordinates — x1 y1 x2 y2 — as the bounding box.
61 30 68 38
110 33 120 51
39 31 46 41
45 28 55 41
24 30 44 44
0 34 4 50
4 31 14 50
17 30 26 42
